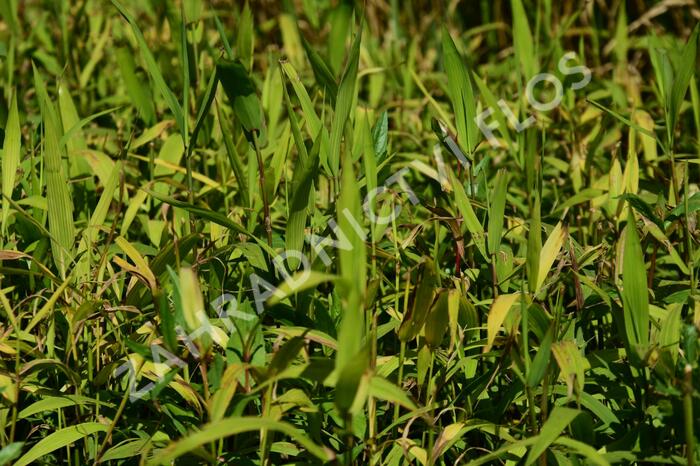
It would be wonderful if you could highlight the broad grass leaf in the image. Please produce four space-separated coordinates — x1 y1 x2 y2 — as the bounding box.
621 209 649 357
667 191 700 221
143 188 256 241
648 33 674 105
536 222 567 292
447 289 461 349
146 417 334 464
14 422 107 466
464 437 537 466
424 290 450 348
213 12 234 59
361 112 379 240
85 161 121 247
398 258 438 342
668 23 699 136
335 347 369 414
267 336 306 377
488 169 508 256
216 103 250 207
300 34 338 102
623 149 639 195
1 91 20 232
281 69 310 167
34 65 75 279
216 59 266 143
372 110 388 160
208 364 244 422
236 2 254 71
656 303 682 371
511 0 539 80
329 26 361 176
336 150 366 370
157 291 177 353
550 386 620 428
57 81 86 158
484 293 520 353
115 236 156 291
642 217 689 275
280 60 322 137
267 272 338 306
448 169 487 261
278 13 304 71
58 105 120 150
269 326 338 350
111 0 185 135
24 275 73 333
328 3 353 75
178 267 207 338
116 47 156 124
525 407 580 465
613 2 628 68
552 437 610 466
188 70 218 160
285 126 320 268
551 340 589 396
0 442 23 466
619 193 664 230
527 323 554 388
19 395 113 419
100 438 151 462
472 74 513 148
368 375 418 411
441 27 479 155
430 423 469 463
527 197 542 294
588 99 660 144
607 157 622 215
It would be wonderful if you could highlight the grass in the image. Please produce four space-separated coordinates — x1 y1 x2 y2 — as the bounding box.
0 0 699 464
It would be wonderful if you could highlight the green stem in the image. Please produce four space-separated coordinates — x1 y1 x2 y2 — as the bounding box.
253 132 273 249
684 364 695 466
394 341 406 425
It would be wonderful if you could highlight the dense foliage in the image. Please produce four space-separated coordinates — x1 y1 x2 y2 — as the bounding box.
1 0 700 464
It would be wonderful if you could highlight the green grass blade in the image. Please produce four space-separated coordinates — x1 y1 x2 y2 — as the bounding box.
441 27 479 156
668 23 699 137
300 34 338 102
116 47 156 124
328 26 361 177
111 0 185 135
146 417 333 464
217 59 266 144
1 91 20 233
448 169 487 261
621 208 650 358
526 197 542 294
236 2 254 71
280 60 322 137
524 407 579 465
34 65 75 279
14 423 107 466
487 169 508 256
511 0 539 80
285 128 320 269
335 149 366 368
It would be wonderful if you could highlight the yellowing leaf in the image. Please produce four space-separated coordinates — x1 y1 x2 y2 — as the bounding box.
551 340 589 396
115 236 156 291
536 222 567 292
178 267 206 334
484 293 520 353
